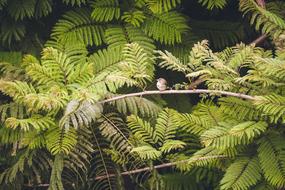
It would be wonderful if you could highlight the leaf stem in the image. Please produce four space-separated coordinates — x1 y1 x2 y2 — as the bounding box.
99 89 256 104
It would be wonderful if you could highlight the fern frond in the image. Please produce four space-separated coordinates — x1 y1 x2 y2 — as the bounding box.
49 153 64 190
105 93 161 117
62 0 86 6
218 97 267 121
5 115 55 131
89 47 123 75
220 157 262 190
127 115 154 144
0 126 22 144
160 140 186 153
6 0 35 20
145 0 181 13
105 24 155 54
190 19 244 49
131 145 162 160
0 103 25 122
51 9 104 46
192 101 224 127
46 126 77 155
0 149 34 184
122 10 146 27
254 94 285 123
120 43 154 87
160 172 207 190
142 11 189 45
24 90 68 113
90 0 120 22
257 134 285 188
201 121 267 149
156 50 192 74
98 113 132 156
0 20 26 45
34 0 52 18
89 127 120 190
60 100 102 130
0 80 36 103
198 0 228 10
154 108 179 145
240 0 285 39
22 130 46 149
187 147 225 169
175 113 211 135
87 70 139 95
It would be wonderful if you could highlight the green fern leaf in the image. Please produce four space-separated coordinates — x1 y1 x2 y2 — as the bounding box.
0 20 26 46
0 103 25 122
220 157 262 190
201 121 267 149
46 127 77 155
240 0 285 39
90 0 120 22
51 9 105 46
105 93 161 117
0 126 22 144
60 100 102 130
7 0 36 20
22 130 46 149
122 10 146 27
105 24 155 54
131 145 162 160
254 94 285 123
142 11 189 45
127 115 154 144
218 97 268 121
145 0 181 13
49 153 64 190
5 115 55 131
62 0 86 6
89 47 123 74
198 0 228 10
187 146 225 169
257 134 285 188
120 43 154 87
154 108 179 145
190 19 244 49
34 0 52 18
160 140 186 153
156 49 192 74
176 113 211 135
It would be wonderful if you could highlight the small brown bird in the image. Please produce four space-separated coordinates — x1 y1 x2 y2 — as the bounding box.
156 78 168 91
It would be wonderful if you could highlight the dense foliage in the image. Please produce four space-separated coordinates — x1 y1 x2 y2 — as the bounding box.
0 0 285 190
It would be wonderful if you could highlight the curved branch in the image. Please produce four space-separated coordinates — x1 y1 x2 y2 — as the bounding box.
94 155 227 180
99 89 256 104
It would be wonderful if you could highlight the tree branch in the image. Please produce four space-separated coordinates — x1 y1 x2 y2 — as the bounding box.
250 34 267 46
249 0 267 46
99 89 256 104
94 155 227 180
24 155 227 187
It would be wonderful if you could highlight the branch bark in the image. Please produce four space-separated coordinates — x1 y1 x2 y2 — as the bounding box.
99 89 256 104
249 0 267 46
25 155 227 187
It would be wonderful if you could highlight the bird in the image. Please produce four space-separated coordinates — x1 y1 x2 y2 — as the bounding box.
156 78 168 91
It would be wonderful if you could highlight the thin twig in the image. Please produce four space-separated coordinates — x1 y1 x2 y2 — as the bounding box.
24 155 227 187
250 34 267 46
93 155 227 180
249 0 267 46
99 89 256 104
